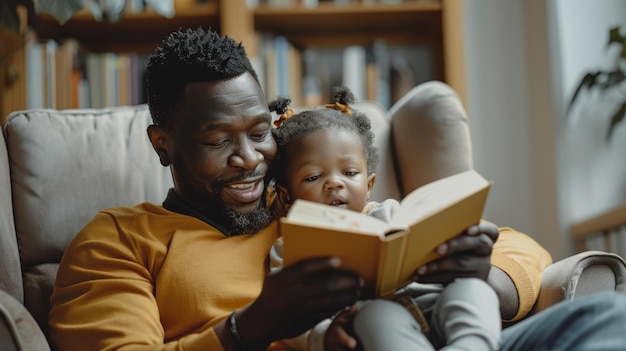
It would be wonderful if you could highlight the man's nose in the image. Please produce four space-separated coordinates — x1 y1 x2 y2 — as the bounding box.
228 139 264 169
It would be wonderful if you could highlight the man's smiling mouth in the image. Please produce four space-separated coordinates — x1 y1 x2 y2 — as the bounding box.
224 178 264 204
229 182 257 191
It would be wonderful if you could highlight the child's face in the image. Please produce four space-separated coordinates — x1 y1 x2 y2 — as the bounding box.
282 128 375 212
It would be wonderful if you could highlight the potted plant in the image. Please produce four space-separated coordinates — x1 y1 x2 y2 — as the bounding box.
567 25 626 143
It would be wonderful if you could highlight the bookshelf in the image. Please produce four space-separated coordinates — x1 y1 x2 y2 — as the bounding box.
0 0 465 124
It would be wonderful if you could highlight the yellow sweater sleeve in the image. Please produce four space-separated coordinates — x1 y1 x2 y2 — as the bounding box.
491 227 553 322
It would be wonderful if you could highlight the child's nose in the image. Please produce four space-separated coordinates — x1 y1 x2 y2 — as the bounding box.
324 176 345 191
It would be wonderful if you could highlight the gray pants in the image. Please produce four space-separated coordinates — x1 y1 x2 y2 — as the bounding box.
354 278 501 351
500 290 626 351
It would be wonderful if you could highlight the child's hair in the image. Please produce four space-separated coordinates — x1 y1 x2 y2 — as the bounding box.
270 86 379 186
146 27 259 128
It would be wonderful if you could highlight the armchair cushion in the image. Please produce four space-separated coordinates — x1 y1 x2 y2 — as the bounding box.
0 289 49 351
2 105 173 337
389 81 473 196
532 251 626 314
0 127 21 302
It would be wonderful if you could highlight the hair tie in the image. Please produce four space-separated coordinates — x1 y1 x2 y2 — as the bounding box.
325 102 352 115
273 108 294 128
269 96 294 128
326 86 356 115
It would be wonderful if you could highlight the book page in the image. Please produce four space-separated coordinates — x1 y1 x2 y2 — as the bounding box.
391 170 490 228
285 200 388 237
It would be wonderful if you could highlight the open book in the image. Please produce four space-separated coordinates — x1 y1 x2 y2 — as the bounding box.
280 169 492 298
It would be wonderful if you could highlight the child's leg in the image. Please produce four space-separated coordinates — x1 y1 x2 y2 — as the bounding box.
353 299 435 351
431 278 501 351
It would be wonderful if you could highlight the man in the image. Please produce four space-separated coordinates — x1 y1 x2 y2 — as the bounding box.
49 27 626 351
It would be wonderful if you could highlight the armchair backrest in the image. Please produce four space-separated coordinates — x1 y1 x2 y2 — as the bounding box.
1 105 173 339
0 124 21 302
389 81 473 197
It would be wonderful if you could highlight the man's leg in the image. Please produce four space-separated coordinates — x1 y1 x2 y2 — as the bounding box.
501 291 626 351
431 278 501 351
353 299 434 351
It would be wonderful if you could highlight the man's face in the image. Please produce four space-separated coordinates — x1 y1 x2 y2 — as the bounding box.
149 72 277 232
283 128 375 213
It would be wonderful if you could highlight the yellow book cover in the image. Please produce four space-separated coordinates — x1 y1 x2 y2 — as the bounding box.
280 169 492 298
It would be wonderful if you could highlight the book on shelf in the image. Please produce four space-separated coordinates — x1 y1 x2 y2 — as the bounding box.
25 39 45 109
301 48 323 106
342 45 366 102
256 33 302 105
85 52 149 108
280 169 492 298
45 40 57 109
367 39 391 109
274 36 290 98
25 37 83 110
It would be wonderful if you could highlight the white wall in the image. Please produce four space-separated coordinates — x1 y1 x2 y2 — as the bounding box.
553 0 626 225
463 0 537 247
462 0 626 260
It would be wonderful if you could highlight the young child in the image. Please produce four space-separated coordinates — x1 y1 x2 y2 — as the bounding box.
268 87 501 351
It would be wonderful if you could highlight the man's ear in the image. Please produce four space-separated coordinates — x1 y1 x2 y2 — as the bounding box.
276 184 293 211
367 173 377 199
147 125 172 167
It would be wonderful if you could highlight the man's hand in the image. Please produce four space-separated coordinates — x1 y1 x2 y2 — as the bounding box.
324 305 361 351
411 220 499 284
234 256 364 349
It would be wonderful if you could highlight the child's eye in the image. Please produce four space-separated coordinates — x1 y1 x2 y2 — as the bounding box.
304 175 320 182
344 171 359 177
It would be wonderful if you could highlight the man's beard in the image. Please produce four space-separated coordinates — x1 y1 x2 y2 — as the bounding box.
209 176 275 235
220 198 274 235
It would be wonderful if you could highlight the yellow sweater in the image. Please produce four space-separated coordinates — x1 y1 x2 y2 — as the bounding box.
49 203 280 351
49 204 551 350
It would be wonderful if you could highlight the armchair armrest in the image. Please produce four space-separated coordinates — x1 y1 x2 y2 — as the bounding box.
0 289 50 351
532 251 626 315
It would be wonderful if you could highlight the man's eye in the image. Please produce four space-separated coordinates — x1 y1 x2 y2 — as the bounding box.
251 129 270 141
304 175 320 182
204 139 228 148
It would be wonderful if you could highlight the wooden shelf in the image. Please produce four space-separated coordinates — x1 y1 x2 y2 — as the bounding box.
28 2 219 53
254 2 442 48
2 0 464 116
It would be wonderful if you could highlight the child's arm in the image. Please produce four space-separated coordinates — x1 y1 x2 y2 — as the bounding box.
363 199 400 222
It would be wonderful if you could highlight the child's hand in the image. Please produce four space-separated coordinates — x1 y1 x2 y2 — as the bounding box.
324 304 361 351
412 220 499 284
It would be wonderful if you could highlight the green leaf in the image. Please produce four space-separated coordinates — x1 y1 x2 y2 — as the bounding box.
608 26 626 58
34 0 85 23
567 72 601 116
608 26 623 46
606 102 626 142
